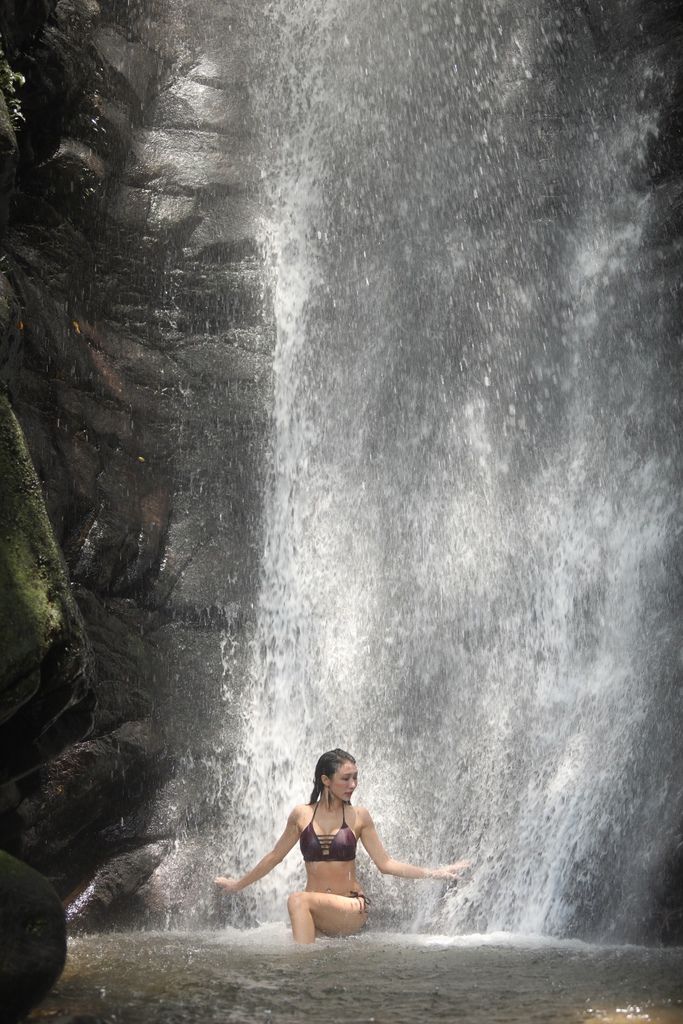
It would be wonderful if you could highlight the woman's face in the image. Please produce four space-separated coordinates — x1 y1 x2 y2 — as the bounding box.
324 761 358 803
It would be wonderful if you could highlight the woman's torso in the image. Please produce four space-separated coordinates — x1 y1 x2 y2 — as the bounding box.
298 803 364 896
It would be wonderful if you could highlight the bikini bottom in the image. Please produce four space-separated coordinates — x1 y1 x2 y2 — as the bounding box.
350 891 371 914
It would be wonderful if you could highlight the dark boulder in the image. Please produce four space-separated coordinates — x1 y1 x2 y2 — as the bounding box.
0 849 66 1024
18 720 166 892
66 840 170 931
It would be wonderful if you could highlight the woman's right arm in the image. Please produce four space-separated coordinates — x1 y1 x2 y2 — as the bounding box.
214 806 302 893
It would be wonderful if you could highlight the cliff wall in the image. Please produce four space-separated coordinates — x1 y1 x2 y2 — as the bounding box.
0 0 272 925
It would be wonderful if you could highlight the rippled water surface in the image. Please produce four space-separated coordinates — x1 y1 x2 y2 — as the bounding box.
33 930 683 1024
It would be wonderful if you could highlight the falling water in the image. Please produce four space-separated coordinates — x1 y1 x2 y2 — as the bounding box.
218 0 681 942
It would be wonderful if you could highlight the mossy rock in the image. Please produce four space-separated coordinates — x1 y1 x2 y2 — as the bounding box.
0 392 92 779
0 78 18 239
0 391 73 718
0 850 66 1024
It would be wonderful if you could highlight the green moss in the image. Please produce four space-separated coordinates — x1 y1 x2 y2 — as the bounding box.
0 394 74 718
0 36 24 128
0 849 61 901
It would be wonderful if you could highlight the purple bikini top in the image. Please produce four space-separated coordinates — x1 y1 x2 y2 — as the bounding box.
299 801 357 862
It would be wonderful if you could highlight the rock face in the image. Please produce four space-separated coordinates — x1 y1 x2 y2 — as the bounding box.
0 0 272 925
0 850 67 1024
635 0 683 946
0 393 93 784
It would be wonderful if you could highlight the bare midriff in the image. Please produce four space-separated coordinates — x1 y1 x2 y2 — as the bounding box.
304 860 364 897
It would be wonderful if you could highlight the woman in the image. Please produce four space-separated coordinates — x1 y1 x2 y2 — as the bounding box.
215 748 470 943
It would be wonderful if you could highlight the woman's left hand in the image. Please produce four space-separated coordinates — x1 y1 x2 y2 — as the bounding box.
431 859 472 880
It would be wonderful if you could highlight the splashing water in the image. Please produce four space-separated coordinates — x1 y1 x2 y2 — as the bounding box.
215 0 681 941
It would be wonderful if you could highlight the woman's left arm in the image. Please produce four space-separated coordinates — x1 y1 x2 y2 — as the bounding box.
358 808 470 880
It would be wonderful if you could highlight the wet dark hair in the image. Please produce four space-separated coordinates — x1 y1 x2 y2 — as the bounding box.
309 748 356 804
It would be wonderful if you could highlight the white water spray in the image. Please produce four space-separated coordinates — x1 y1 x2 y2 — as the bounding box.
222 0 681 941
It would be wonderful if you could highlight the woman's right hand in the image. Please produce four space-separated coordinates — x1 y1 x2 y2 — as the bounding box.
214 876 241 893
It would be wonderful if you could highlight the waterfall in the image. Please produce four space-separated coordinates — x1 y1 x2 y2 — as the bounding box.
219 0 681 941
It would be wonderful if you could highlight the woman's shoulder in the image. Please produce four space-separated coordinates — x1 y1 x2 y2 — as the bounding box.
289 803 314 826
348 804 372 828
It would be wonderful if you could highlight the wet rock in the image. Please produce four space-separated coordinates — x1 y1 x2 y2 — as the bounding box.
69 590 155 735
108 186 201 235
186 45 249 90
0 4 56 56
0 781 21 815
151 622 244 740
13 4 101 170
128 127 258 192
0 93 18 237
152 494 260 616
126 838 210 927
0 0 271 919
56 0 100 31
50 1017 107 1024
148 78 250 134
28 139 107 224
18 720 169 895
0 273 22 386
184 194 261 257
66 841 170 931
649 818 683 945
0 850 66 1024
20 721 163 847
173 331 271 386
0 393 93 784
93 26 157 109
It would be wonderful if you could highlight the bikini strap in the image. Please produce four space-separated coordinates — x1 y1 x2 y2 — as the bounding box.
310 801 319 823
342 802 346 826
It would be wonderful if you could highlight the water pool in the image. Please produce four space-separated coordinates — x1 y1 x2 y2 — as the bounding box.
32 928 683 1024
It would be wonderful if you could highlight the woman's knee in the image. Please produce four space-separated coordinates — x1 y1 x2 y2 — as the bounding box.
287 891 309 916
